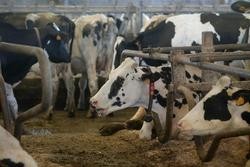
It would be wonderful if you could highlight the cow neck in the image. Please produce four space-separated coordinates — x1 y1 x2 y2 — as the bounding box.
34 27 42 48
144 71 155 123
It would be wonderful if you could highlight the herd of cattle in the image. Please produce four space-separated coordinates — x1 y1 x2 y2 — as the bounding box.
1 11 250 167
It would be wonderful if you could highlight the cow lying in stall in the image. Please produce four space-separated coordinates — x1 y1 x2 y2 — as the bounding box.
0 125 37 167
0 21 70 123
177 76 250 166
90 58 201 139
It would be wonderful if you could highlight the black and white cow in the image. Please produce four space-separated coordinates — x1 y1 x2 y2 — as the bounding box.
0 125 37 167
0 21 70 120
178 75 250 136
67 14 118 115
90 58 200 140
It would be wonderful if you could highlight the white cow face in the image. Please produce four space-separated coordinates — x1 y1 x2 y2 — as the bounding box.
178 76 250 136
90 58 147 116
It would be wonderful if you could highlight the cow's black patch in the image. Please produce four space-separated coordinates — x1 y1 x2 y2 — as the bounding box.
200 13 250 44
185 71 191 79
122 93 125 96
193 74 202 82
112 101 122 107
116 97 120 101
0 159 24 167
93 40 97 46
241 111 250 124
108 76 125 99
203 89 231 121
135 21 175 66
82 24 91 38
94 21 102 40
174 98 187 109
193 93 197 99
153 90 167 107
141 67 171 85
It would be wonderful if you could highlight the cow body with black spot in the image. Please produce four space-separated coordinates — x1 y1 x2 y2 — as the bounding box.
90 58 200 140
0 125 37 167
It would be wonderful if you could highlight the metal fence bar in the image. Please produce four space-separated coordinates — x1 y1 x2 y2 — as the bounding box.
143 43 250 53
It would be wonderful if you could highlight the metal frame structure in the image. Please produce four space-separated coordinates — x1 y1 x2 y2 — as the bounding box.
121 31 250 162
0 42 52 140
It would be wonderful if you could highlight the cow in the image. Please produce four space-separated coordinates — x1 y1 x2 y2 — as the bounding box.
177 75 250 136
0 125 37 167
67 14 118 116
90 58 201 140
0 12 76 117
177 76 250 167
0 21 70 122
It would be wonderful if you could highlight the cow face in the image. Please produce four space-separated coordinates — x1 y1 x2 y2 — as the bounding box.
178 76 250 136
43 22 70 63
90 58 145 116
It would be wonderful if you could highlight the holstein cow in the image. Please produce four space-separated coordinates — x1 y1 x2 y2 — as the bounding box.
69 14 118 115
0 12 76 117
177 76 250 166
178 75 250 136
0 21 70 121
90 58 201 140
0 125 37 167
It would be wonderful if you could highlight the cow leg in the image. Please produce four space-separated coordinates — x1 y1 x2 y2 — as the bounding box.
62 65 76 117
139 120 154 140
99 107 145 136
77 75 88 110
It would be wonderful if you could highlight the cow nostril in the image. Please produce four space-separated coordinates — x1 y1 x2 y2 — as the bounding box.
90 100 98 109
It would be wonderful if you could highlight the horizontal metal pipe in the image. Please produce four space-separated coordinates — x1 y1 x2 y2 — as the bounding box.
143 43 250 53
189 51 250 62
183 81 250 92
177 59 250 79
121 49 169 62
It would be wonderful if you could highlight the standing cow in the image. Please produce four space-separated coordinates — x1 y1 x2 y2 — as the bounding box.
67 14 118 116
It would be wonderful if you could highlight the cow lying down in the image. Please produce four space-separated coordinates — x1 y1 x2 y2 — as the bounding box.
90 58 201 140
0 125 37 167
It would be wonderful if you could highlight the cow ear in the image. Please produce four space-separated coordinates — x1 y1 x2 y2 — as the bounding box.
235 96 246 106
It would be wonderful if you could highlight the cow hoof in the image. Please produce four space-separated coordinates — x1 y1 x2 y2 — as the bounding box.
125 119 143 130
99 123 125 136
68 112 75 118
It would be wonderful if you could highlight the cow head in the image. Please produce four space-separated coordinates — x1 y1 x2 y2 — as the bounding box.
90 58 171 116
178 76 250 136
42 22 70 63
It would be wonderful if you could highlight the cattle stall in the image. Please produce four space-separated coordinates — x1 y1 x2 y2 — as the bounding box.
121 31 250 164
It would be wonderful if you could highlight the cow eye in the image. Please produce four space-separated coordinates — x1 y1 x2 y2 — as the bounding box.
235 96 246 106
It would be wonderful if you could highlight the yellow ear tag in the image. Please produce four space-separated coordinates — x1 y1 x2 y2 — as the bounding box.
56 35 61 40
235 96 245 106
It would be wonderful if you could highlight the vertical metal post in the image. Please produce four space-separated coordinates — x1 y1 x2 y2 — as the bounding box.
201 32 220 83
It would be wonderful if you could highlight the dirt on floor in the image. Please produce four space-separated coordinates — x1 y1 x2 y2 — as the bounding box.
19 109 248 167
